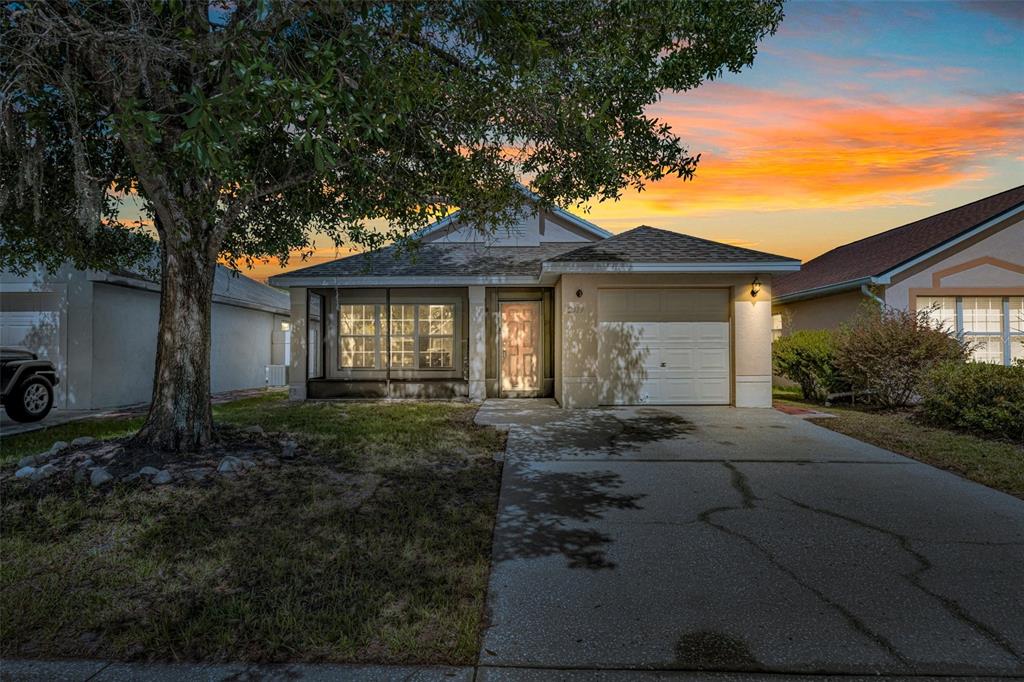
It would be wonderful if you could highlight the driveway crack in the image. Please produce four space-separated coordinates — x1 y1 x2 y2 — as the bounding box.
697 462 909 666
780 495 1022 662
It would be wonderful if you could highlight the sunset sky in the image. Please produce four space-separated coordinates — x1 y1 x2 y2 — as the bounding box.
245 0 1024 281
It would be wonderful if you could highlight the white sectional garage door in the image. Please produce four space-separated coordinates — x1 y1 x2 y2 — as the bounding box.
598 289 730 405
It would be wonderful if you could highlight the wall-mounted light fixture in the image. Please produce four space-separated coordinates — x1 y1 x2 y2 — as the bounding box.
750 277 762 298
576 289 583 298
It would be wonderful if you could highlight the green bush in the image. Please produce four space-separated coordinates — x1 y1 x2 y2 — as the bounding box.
919 361 1024 442
835 305 971 408
772 330 847 403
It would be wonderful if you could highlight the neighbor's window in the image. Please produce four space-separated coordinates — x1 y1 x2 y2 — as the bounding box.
962 296 1003 365
918 296 956 332
418 304 454 368
1011 297 1023 363
339 304 378 368
916 295 1019 366
771 313 783 341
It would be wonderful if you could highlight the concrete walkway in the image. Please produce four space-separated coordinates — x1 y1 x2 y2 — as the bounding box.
476 400 1024 678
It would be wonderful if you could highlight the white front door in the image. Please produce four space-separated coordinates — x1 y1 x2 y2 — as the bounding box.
598 289 730 405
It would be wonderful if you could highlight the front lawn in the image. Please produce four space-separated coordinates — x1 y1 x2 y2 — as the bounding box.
0 394 505 664
776 398 1024 500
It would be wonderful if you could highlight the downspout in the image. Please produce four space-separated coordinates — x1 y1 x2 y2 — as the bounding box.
860 283 885 307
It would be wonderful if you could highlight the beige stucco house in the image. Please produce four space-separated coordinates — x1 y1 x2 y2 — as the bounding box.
772 185 1024 365
268 192 800 408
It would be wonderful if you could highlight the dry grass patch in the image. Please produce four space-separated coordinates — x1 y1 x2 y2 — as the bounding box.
1 395 505 664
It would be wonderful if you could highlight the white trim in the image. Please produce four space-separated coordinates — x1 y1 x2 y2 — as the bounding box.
410 183 612 241
268 275 542 287
875 203 1024 284
542 261 801 274
772 277 875 304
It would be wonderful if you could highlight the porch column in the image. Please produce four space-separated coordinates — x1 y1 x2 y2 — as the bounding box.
468 285 486 401
288 287 307 401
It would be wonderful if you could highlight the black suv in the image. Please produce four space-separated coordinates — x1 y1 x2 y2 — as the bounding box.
1 347 59 422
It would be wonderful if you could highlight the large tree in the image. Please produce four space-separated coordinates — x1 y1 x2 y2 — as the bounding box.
1 0 783 453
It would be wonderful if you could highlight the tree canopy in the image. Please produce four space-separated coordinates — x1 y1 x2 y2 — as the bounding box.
2 0 784 273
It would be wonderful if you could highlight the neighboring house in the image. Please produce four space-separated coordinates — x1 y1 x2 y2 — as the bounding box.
772 185 1024 365
269 190 800 408
0 263 291 410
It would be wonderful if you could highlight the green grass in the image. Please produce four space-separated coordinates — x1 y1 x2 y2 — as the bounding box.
1 394 505 664
1 417 145 466
777 398 1024 500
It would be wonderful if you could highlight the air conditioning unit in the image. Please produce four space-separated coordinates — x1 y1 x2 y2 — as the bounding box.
266 364 288 387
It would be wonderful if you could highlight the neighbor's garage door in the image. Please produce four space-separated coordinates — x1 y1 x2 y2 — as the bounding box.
598 288 729 405
0 292 67 407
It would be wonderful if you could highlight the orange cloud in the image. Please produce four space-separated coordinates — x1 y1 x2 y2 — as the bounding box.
585 84 1024 225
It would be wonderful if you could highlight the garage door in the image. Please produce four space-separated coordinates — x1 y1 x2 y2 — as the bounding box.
598 289 729 405
0 293 67 407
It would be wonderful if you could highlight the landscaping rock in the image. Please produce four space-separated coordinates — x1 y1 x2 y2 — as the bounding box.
49 441 69 455
15 466 36 479
138 466 161 477
151 470 173 485
217 456 244 474
71 436 96 447
186 468 211 482
241 458 257 470
90 467 113 488
17 454 38 469
31 464 58 481
280 439 298 459
242 425 265 435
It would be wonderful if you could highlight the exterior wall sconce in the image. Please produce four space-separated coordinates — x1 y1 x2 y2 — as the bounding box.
576 289 583 298
750 277 762 298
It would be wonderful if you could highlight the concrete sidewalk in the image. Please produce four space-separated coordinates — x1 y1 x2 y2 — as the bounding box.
0 659 1008 681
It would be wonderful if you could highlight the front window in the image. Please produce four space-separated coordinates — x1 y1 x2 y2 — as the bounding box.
340 304 379 368
916 295 1019 366
418 304 454 368
338 302 455 370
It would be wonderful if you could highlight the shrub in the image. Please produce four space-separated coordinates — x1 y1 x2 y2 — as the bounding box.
919 361 1024 442
772 329 847 403
835 305 971 409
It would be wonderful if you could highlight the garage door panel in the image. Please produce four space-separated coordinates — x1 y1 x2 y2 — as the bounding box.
598 289 730 406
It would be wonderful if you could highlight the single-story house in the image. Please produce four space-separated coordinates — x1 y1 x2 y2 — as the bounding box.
772 185 1024 365
268 190 800 408
0 263 291 410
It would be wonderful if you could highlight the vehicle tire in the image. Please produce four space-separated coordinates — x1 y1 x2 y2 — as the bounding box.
5 375 54 422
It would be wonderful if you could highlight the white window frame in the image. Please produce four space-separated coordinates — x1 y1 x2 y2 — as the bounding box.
917 294 1019 366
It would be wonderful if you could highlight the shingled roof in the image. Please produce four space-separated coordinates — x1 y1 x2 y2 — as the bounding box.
270 225 801 285
774 185 1024 300
548 226 798 264
274 242 586 279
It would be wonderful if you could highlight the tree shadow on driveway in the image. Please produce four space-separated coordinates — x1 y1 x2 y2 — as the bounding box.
493 466 645 569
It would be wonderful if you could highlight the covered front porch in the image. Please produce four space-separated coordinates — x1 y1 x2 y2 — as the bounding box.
286 286 554 401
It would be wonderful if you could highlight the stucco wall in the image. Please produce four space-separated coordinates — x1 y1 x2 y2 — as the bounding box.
884 217 1024 310
554 272 775 408
773 289 869 333
91 283 279 409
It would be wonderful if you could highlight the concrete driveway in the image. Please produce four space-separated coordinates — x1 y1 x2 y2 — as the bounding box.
476 400 1024 677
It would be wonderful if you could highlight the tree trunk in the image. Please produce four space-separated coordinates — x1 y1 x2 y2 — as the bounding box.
132 238 218 452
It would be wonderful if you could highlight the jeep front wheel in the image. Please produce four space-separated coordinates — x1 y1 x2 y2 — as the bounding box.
5 376 54 422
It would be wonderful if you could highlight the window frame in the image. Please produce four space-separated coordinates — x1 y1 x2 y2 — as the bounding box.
333 295 462 375
916 294 1018 366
